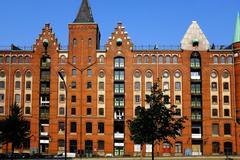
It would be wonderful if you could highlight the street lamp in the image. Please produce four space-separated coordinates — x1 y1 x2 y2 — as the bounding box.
58 71 67 160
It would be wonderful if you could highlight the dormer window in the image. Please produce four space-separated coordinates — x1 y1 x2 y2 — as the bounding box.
192 39 199 47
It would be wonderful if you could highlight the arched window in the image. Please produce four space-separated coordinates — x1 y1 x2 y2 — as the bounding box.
0 56 3 63
99 55 104 64
26 71 32 78
0 71 5 78
221 56 225 64
18 56 23 63
6 56 10 63
144 55 149 63
72 56 76 64
73 38 77 47
173 55 178 64
25 56 30 63
60 55 66 64
152 55 156 63
213 56 218 64
137 55 142 64
159 55 163 64
15 71 21 78
12 56 16 63
227 56 233 64
88 38 92 47
166 55 170 63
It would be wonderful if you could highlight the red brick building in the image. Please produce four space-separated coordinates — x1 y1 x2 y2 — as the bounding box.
0 0 240 157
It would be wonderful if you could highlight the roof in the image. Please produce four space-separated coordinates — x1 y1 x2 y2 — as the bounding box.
73 0 94 23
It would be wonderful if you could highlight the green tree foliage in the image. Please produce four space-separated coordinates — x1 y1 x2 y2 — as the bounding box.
0 103 30 157
128 81 187 160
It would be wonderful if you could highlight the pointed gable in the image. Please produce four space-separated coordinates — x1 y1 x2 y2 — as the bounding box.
181 21 209 51
74 0 94 23
234 12 240 43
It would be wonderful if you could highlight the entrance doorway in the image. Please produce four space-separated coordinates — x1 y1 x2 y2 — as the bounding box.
85 140 93 157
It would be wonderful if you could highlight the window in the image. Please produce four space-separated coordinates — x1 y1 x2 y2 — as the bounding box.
227 56 233 64
58 122 64 133
60 55 66 64
86 122 92 134
71 81 76 89
175 95 181 104
12 56 16 63
221 56 225 64
173 56 178 64
72 56 76 64
15 81 20 89
73 38 77 47
58 139 65 150
6 56 10 63
134 82 140 91
175 82 181 91
87 108 92 115
87 96 92 103
59 94 65 102
114 84 124 93
114 71 124 81
191 71 201 80
175 108 181 116
163 143 170 153
0 106 4 114
212 108 218 117
15 94 20 103
223 82 229 91
152 55 156 63
144 56 149 63
224 96 229 104
88 38 92 47
59 107 64 115
99 95 104 103
175 142 182 153
70 140 77 153
72 69 76 76
87 82 92 89
166 55 170 63
26 81 31 89
137 55 141 64
115 97 124 107
60 82 65 90
98 108 104 116
88 56 92 64
213 56 218 64
211 82 217 91
99 82 104 90
212 124 219 136
71 107 76 116
70 122 77 133
0 56 3 63
71 96 76 103
0 81 5 89
115 58 124 68
0 71 5 78
98 141 104 151
25 56 30 63
135 95 140 103
224 109 230 117
87 69 92 77
159 56 163 63
99 55 104 63
98 122 104 134
26 94 31 102
224 124 231 135
18 56 23 63
146 82 152 91
212 142 220 154
212 96 218 104
163 82 169 91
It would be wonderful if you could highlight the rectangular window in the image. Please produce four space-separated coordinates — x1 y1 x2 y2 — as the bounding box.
0 94 4 102
134 82 140 91
224 109 230 117
163 82 169 91
224 96 229 104
86 122 92 134
98 108 104 116
211 82 217 91
87 108 92 115
175 82 181 91
99 82 104 90
98 122 104 134
224 124 231 135
212 124 219 136
114 71 124 81
71 107 76 116
87 69 92 77
114 84 124 93
59 107 65 115
135 95 140 103
88 56 92 64
15 94 20 103
60 82 65 90
59 94 65 102
99 95 104 103
58 139 65 149
212 96 218 104
26 94 31 102
71 81 76 89
58 122 64 133
146 82 152 91
212 142 220 154
175 95 181 104
72 69 76 76
0 81 5 89
87 96 91 103
86 82 92 89
212 108 218 117
70 140 77 153
70 122 77 133
98 141 104 151
71 95 76 103
72 56 76 64
26 81 31 89
15 81 20 89
0 106 4 114
223 82 229 91
175 142 182 153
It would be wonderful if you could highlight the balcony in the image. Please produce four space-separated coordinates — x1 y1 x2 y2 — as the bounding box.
114 132 124 139
41 63 50 69
192 134 202 139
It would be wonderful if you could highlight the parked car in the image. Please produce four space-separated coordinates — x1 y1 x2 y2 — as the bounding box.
54 152 76 158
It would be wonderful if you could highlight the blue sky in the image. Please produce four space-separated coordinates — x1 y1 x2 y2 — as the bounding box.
0 0 239 47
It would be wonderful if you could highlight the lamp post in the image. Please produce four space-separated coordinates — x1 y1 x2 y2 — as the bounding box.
58 71 67 160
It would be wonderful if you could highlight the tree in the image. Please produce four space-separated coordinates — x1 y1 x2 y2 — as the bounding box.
0 103 30 158
128 81 187 160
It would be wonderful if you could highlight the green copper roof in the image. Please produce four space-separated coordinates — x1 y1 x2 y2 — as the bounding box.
234 12 240 43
